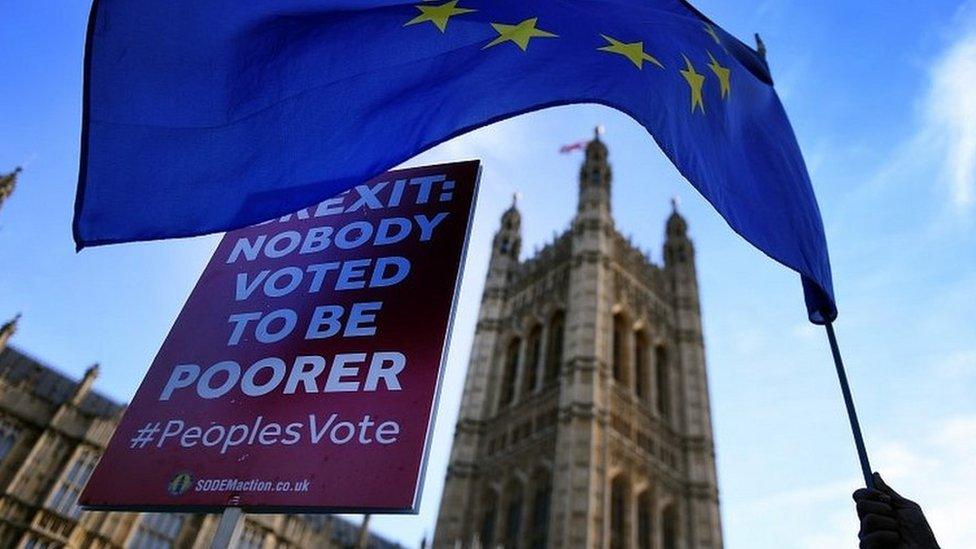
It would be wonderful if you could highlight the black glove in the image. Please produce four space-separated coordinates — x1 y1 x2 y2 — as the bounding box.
852 472 940 549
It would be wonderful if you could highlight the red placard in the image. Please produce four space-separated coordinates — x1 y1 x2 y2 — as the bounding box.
81 161 480 513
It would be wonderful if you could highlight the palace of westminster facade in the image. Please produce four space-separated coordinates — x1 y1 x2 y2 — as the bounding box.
434 134 723 548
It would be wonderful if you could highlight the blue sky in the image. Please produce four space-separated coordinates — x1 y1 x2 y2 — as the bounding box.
2 0 975 547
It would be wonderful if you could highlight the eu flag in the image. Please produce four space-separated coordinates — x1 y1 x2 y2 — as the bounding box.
74 0 836 322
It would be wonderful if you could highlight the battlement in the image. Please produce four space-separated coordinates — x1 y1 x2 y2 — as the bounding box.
609 228 667 297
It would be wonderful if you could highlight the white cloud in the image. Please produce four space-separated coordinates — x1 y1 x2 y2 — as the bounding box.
848 11 976 224
935 349 976 380
790 322 819 342
923 18 976 209
777 414 976 548
875 415 976 547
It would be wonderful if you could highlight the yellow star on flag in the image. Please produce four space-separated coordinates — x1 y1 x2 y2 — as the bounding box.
704 24 722 45
405 1 475 33
484 17 557 51
707 52 731 99
680 55 706 114
598 35 664 69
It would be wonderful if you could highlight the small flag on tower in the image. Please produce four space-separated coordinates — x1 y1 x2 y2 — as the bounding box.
559 140 589 154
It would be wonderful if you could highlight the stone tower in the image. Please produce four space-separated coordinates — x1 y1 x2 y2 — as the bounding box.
434 131 722 548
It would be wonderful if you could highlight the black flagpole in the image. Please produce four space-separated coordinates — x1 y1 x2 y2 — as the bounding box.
824 320 875 489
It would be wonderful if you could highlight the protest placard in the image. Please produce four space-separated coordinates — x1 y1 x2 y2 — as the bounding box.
81 160 480 512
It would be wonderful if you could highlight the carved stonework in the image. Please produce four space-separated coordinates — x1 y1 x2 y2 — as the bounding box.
435 136 723 548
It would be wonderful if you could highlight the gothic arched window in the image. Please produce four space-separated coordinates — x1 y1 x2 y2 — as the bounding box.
590 166 602 183
528 470 551 549
522 325 542 396
662 503 678 549
480 489 498 547
0 420 18 463
637 490 652 549
500 338 520 408
655 346 671 420
609 476 629 549
634 330 648 400
503 481 524 549
612 314 629 386
544 312 565 385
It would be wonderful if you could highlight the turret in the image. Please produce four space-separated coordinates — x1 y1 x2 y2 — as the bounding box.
492 194 522 264
0 313 20 352
576 127 612 219
664 198 693 267
70 363 100 406
434 195 523 545
664 200 723 547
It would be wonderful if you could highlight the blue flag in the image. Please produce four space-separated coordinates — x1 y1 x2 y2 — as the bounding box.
75 0 836 322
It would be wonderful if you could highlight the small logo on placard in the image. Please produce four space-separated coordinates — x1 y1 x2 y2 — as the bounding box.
168 472 193 496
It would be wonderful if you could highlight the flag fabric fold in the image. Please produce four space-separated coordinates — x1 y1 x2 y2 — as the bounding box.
75 0 837 322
